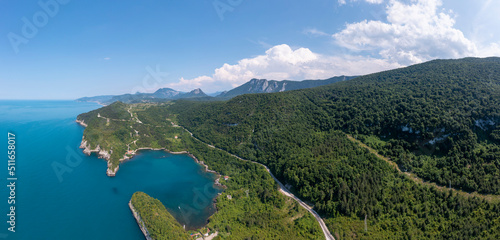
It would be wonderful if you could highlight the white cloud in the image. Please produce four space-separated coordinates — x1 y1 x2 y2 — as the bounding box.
168 0 500 93
304 28 329 37
167 44 401 92
366 0 384 3
338 0 384 5
477 42 500 57
334 0 477 64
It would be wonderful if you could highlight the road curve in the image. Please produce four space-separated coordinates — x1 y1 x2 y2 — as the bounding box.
176 123 335 240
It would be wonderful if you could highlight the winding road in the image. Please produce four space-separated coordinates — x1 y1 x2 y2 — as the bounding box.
174 123 335 240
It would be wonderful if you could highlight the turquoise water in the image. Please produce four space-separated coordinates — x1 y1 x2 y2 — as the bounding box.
0 100 221 240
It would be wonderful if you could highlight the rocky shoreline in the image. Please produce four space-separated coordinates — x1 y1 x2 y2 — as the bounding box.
76 119 88 127
76 120 118 177
121 147 225 189
129 200 152 240
76 119 224 186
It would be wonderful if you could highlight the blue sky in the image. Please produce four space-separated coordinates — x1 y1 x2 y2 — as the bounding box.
1 0 499 99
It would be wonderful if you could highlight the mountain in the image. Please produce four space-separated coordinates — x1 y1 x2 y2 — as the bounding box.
77 76 357 104
179 88 208 99
76 95 115 104
76 88 209 105
152 88 183 99
216 75 356 99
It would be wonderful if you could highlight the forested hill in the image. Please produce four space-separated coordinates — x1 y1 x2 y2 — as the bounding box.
305 57 500 194
170 57 500 238
174 57 500 195
79 57 500 239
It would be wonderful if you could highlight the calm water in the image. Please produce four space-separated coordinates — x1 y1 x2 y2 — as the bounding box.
0 100 220 240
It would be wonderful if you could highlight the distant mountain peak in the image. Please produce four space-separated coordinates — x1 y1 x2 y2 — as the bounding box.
217 76 357 99
77 76 358 104
191 88 203 94
181 88 208 99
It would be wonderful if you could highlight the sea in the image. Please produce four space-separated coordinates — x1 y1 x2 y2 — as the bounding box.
0 100 221 240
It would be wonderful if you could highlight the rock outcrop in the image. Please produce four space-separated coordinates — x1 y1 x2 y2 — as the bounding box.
106 162 119 177
76 119 88 127
129 200 152 240
79 135 116 176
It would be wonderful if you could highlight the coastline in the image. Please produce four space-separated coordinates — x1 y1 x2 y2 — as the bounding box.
75 119 88 127
120 147 225 189
75 118 225 231
76 119 117 177
129 200 153 240
75 119 224 187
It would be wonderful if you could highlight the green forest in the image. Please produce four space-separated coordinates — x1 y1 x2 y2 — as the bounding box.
79 57 500 239
131 192 191 240
79 103 325 239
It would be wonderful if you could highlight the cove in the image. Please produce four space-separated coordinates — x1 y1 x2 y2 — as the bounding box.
0 100 221 240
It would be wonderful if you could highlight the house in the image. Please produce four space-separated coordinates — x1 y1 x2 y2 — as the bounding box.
190 232 201 239
224 176 230 181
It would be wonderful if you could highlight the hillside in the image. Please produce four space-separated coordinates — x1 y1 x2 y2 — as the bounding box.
77 102 324 239
78 57 500 239
169 57 500 239
176 57 500 195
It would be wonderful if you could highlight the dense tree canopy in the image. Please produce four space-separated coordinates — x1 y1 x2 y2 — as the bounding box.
80 57 500 239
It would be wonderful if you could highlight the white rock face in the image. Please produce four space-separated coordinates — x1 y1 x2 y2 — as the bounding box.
475 119 496 131
129 201 153 240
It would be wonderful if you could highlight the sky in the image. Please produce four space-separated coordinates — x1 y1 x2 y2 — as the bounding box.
1 0 499 99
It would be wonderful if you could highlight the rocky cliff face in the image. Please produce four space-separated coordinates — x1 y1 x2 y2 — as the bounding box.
129 201 153 240
217 76 356 99
77 126 116 176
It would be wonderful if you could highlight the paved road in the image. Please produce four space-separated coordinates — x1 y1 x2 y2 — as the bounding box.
176 123 335 240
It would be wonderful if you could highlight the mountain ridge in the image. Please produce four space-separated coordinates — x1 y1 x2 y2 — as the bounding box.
217 75 356 99
76 76 357 104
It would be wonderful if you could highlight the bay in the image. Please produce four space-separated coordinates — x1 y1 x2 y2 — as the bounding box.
0 100 220 240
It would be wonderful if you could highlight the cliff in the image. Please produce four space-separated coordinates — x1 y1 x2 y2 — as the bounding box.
77 120 116 176
129 192 191 240
129 199 153 240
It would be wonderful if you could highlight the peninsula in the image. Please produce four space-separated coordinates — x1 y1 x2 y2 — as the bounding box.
129 192 190 240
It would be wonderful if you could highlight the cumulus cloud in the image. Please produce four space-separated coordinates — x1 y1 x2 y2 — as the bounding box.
167 44 401 92
334 0 477 64
168 0 499 93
